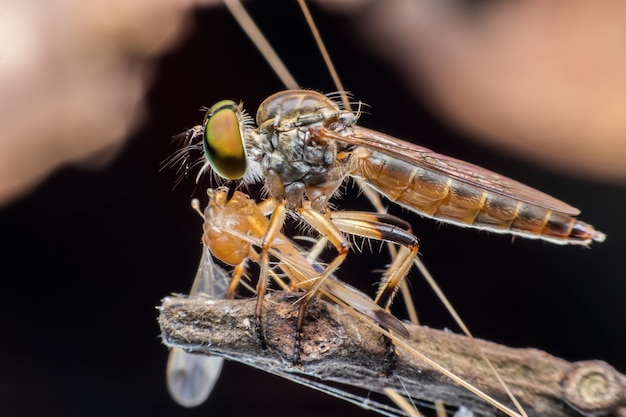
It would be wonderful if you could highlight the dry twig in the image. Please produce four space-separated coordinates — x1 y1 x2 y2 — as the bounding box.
159 293 626 417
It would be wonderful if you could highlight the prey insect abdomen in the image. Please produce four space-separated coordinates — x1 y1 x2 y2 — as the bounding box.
352 148 603 245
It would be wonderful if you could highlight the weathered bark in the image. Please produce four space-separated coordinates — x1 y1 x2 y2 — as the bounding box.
158 293 626 417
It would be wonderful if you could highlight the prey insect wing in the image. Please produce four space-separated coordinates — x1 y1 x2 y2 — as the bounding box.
165 245 228 407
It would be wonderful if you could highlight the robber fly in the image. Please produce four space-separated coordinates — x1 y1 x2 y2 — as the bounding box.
164 1 605 416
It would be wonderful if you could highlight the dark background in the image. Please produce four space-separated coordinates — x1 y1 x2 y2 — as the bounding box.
1 3 624 416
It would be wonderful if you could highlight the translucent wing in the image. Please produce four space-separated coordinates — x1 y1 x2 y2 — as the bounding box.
337 126 580 215
166 246 229 407
166 350 224 408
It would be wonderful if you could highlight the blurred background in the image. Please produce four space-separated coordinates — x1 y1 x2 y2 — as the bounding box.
1 1 624 416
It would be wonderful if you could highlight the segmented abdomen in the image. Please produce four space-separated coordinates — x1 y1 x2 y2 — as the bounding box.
352 149 603 245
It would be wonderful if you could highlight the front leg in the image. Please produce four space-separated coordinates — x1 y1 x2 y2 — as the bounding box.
254 199 288 350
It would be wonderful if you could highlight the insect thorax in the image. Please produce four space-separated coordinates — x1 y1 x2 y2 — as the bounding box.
249 90 356 211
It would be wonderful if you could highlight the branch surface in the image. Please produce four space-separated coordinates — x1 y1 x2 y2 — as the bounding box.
158 293 626 417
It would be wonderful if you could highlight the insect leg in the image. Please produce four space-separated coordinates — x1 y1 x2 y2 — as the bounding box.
350 179 420 324
328 211 419 310
295 204 351 302
285 204 350 364
255 199 289 349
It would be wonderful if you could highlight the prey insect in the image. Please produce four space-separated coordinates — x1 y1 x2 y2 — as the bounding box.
164 195 295 408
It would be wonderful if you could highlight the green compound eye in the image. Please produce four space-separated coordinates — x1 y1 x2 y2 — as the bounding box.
203 100 247 180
